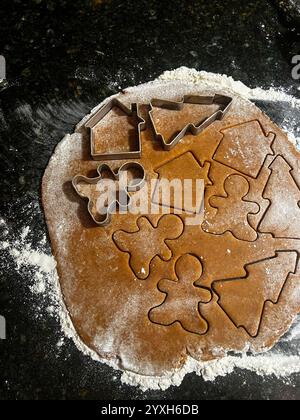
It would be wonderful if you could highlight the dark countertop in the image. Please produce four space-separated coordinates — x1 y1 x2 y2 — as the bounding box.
0 0 300 400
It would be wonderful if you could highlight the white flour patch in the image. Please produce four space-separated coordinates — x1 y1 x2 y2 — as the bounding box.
122 353 300 392
1 68 300 391
282 314 300 342
158 67 300 149
0 209 105 366
159 67 300 108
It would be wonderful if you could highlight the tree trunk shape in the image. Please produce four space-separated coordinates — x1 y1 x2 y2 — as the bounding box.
213 251 298 337
259 156 300 238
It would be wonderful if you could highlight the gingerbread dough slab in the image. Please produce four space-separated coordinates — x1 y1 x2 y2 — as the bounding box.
42 80 300 377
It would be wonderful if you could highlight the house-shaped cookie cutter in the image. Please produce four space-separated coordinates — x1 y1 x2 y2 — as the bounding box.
85 98 146 161
149 94 233 151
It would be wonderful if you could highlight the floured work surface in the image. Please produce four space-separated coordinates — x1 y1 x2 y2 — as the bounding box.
42 81 300 377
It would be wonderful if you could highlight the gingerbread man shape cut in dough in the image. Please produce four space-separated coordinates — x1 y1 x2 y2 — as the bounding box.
149 254 212 335
207 174 260 242
113 215 184 280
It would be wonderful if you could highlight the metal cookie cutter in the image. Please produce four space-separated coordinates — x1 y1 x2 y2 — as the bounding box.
72 162 146 227
85 98 146 161
149 94 233 151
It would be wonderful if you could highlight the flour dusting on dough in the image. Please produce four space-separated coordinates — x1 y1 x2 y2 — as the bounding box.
1 68 300 391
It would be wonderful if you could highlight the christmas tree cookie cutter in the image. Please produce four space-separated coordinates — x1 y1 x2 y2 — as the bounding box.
85 98 146 161
149 94 233 151
72 162 146 226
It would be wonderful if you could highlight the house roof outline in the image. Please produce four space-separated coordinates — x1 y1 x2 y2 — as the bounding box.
85 98 146 161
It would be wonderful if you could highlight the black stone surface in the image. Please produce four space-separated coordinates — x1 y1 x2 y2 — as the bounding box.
0 0 300 400
274 0 300 26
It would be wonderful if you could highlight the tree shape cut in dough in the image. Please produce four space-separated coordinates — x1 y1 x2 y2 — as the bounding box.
258 156 300 239
212 251 298 337
113 215 184 280
207 175 260 241
149 254 212 335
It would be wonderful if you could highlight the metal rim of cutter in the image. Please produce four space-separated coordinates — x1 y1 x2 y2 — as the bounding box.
149 94 233 151
85 98 146 161
72 162 146 227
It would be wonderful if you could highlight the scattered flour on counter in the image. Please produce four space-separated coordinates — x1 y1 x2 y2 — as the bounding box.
1 68 300 391
122 354 300 392
0 214 104 366
283 315 300 342
158 67 300 148
159 67 300 108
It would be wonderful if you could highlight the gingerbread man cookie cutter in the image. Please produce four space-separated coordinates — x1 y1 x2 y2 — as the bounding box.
85 98 146 161
149 94 233 151
72 162 146 226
